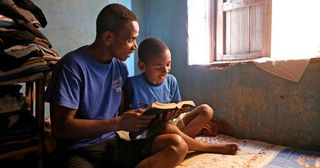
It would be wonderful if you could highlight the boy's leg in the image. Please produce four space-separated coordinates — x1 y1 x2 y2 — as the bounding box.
182 104 214 137
160 123 238 155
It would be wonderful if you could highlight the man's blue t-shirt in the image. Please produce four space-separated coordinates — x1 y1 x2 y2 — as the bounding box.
45 46 128 149
126 73 181 110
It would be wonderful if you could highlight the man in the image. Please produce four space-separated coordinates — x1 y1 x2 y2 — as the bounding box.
45 3 188 168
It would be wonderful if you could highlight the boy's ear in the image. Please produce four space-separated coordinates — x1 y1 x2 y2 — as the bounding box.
102 31 113 45
138 60 145 71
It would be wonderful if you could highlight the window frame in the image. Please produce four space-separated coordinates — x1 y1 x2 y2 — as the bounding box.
187 0 272 65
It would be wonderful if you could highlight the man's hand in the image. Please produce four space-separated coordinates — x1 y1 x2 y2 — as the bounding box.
117 109 155 132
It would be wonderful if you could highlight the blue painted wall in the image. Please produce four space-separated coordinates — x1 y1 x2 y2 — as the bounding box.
132 0 320 150
34 0 135 76
34 0 134 117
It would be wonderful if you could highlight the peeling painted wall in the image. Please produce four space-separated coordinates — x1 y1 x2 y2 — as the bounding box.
132 0 320 150
211 62 320 150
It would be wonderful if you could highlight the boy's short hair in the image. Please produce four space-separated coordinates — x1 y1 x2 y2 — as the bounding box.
138 37 169 63
96 3 138 38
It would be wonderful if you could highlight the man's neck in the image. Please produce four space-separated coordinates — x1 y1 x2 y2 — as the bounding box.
85 42 113 64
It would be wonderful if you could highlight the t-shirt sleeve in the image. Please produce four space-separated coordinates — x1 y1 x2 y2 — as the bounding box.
170 75 182 103
45 59 81 109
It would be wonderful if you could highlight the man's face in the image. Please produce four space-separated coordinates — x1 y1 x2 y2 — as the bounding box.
109 21 139 61
141 49 172 85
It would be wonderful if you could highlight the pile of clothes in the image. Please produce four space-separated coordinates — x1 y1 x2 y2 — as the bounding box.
0 0 60 83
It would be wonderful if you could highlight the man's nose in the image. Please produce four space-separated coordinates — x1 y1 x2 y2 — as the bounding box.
133 40 138 50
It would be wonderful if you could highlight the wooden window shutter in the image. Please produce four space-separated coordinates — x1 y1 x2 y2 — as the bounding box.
216 0 272 61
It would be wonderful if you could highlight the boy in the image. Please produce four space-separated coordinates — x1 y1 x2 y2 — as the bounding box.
124 37 238 154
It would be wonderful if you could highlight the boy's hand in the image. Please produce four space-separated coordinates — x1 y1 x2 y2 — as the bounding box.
163 109 180 121
118 109 155 132
181 105 193 112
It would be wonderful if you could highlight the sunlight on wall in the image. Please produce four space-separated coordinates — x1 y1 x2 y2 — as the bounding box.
271 0 320 60
187 0 210 65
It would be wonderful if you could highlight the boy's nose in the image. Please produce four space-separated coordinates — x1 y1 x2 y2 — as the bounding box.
164 67 170 73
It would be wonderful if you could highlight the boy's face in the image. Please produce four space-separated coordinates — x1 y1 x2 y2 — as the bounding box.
109 21 139 61
141 49 171 85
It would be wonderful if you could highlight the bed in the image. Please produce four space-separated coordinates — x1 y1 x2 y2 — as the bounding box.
45 121 320 168
177 134 320 168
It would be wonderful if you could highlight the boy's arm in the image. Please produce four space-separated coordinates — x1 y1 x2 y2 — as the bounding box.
163 109 181 121
170 75 182 103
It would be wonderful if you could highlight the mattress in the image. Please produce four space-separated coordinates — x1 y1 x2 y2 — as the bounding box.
177 134 320 168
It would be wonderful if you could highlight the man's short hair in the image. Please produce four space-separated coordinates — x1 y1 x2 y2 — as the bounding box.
96 3 138 38
138 37 169 63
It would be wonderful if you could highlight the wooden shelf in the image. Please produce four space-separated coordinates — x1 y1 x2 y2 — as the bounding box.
0 70 51 167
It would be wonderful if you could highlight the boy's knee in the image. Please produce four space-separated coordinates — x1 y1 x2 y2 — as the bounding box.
198 104 214 118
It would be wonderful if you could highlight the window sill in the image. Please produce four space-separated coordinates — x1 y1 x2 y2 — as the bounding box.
196 59 255 71
190 56 320 71
310 56 320 63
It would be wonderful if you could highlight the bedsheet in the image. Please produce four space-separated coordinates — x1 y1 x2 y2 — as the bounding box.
177 134 320 168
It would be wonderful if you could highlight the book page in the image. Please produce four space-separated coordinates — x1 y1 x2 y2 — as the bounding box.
143 100 195 115
176 100 195 109
151 102 177 109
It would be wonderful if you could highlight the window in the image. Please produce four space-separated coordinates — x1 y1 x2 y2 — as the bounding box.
188 0 320 65
187 0 213 65
271 0 320 60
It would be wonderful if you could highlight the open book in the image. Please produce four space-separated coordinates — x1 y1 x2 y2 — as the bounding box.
143 100 195 115
130 101 195 139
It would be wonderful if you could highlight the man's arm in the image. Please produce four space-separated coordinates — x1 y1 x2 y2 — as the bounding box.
50 104 154 140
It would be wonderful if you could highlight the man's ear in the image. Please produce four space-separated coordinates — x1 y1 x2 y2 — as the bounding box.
102 31 113 45
138 60 145 71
